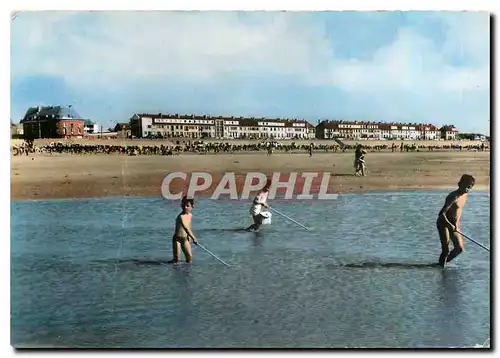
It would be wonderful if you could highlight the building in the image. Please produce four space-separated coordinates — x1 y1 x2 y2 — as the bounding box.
316 120 444 140
473 134 488 141
83 120 102 135
87 131 118 139
130 114 213 139
114 123 132 138
21 105 86 139
307 123 316 139
129 113 315 139
417 124 441 140
16 123 24 136
440 125 459 140
11 122 23 138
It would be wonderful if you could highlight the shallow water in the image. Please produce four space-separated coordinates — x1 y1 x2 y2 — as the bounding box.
11 191 491 348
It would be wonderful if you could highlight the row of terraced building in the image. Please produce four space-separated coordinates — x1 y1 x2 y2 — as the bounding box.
128 113 459 140
19 105 459 141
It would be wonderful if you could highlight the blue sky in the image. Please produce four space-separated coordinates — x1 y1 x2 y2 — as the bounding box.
11 11 490 133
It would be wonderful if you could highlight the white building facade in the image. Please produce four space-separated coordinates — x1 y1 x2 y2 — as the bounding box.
317 120 445 140
84 124 102 135
130 113 314 139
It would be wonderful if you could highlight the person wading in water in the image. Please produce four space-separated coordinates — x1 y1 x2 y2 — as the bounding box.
436 174 475 267
245 182 271 232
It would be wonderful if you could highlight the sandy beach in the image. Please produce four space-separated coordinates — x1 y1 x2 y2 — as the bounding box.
11 149 490 201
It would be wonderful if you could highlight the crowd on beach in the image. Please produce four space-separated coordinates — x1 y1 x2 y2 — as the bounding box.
11 139 489 157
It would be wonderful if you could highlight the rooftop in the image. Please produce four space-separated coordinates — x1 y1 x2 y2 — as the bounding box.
21 105 85 122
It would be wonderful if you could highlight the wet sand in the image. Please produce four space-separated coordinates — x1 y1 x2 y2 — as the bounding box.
11 151 490 201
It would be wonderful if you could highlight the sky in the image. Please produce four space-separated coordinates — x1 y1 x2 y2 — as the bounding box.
10 11 490 134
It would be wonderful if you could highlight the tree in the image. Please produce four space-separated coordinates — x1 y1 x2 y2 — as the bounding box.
457 133 476 140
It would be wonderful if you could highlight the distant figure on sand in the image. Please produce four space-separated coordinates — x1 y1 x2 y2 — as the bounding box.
267 143 273 156
354 145 367 176
246 184 271 231
168 196 198 264
436 174 475 267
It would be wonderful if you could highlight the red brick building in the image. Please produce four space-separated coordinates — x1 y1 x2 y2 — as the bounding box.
57 119 85 138
21 105 87 139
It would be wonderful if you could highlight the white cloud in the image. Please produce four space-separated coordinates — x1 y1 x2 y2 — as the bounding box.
11 11 488 90
438 11 490 66
11 12 333 86
326 23 489 93
440 66 489 91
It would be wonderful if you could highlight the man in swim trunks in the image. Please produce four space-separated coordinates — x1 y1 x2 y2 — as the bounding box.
245 184 271 231
168 196 198 264
436 174 475 267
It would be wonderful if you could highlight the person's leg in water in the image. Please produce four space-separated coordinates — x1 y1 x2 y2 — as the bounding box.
245 215 258 231
246 215 263 231
180 237 193 263
168 236 182 264
253 214 264 231
446 230 464 263
437 220 451 267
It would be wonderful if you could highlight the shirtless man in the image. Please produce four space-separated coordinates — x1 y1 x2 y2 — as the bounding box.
245 184 271 232
168 196 198 264
436 174 475 267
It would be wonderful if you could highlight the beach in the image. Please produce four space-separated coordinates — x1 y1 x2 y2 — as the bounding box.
11 148 490 201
